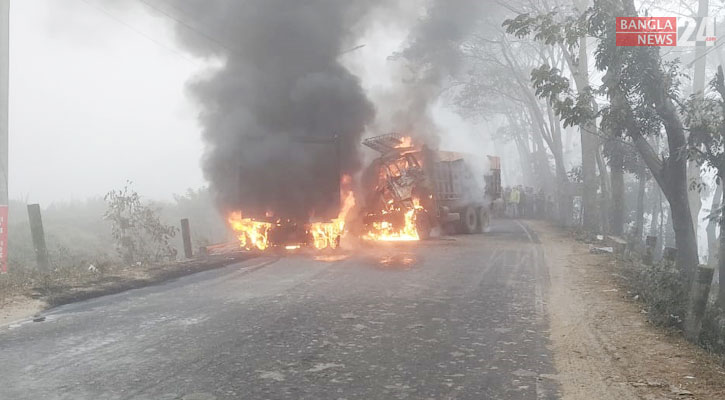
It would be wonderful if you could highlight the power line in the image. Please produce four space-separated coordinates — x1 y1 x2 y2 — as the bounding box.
135 0 367 59
686 33 725 68
339 44 366 55
76 0 198 65
134 0 239 57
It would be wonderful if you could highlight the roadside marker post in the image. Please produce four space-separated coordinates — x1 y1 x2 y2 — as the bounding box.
181 218 193 259
643 235 657 266
27 204 49 271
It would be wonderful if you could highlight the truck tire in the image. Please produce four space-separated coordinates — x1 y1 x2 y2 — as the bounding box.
415 209 432 240
459 206 477 234
476 207 489 233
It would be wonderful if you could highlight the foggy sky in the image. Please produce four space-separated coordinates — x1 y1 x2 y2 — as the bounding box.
10 0 208 205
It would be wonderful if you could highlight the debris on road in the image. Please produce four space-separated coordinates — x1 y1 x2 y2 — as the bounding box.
589 245 614 254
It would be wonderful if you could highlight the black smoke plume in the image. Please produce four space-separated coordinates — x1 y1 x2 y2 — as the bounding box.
390 0 485 146
166 0 376 220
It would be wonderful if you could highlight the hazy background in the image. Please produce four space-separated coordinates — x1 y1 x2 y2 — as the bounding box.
10 0 209 205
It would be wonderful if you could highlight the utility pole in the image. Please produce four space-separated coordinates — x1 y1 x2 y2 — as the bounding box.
0 0 9 273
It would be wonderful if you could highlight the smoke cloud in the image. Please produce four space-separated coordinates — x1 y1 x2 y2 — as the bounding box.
135 0 490 220
163 0 376 220
388 0 486 146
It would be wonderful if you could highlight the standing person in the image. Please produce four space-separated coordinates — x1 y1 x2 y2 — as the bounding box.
509 186 520 218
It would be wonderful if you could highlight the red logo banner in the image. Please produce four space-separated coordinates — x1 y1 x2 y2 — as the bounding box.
616 17 677 46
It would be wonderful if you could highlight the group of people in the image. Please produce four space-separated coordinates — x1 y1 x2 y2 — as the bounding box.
501 186 551 219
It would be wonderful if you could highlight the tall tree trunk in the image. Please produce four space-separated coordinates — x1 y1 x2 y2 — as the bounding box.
557 24 600 232
660 165 699 276
664 201 674 251
688 161 703 245
507 113 536 187
525 113 556 189
609 146 625 235
687 0 708 252
578 40 599 232
591 101 611 232
546 101 572 225
707 182 721 265
717 171 725 307
657 191 672 255
621 0 699 277
596 145 611 233
649 181 660 237
634 169 646 243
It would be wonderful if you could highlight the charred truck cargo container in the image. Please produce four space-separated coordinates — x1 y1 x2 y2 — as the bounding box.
361 133 502 239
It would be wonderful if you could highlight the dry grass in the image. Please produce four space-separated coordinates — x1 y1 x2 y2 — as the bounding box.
1 253 250 309
1 261 119 307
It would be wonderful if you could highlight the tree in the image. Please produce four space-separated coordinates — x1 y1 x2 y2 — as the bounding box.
685 66 725 306
456 32 572 224
504 0 699 276
600 0 698 276
104 182 178 264
503 4 602 231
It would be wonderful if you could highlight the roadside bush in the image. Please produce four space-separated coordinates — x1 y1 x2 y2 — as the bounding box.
1 185 230 305
624 260 688 329
104 182 178 265
700 306 725 354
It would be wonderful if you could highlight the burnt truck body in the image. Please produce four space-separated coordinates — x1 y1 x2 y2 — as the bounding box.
362 133 502 239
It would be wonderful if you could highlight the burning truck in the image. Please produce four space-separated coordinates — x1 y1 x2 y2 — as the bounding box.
224 133 501 251
226 174 355 252
360 133 501 241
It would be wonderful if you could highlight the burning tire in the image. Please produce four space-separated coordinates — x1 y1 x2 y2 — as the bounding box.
459 206 478 234
415 209 432 240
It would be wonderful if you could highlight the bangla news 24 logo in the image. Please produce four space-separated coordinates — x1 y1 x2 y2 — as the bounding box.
616 17 716 46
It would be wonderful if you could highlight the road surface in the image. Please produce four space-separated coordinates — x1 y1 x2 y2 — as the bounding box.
0 219 559 399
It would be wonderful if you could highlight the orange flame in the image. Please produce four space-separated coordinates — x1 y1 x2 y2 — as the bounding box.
395 136 413 148
227 175 356 251
364 198 423 242
227 211 273 250
309 175 355 250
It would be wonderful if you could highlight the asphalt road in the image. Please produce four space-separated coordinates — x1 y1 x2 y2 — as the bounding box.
0 219 559 400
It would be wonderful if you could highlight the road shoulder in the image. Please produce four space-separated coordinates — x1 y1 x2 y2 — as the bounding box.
0 297 44 327
528 220 725 400
0 254 253 327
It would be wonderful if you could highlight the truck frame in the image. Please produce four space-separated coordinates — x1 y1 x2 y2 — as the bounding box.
362 133 501 239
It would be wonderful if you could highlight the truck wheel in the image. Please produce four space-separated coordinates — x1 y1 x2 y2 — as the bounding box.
415 209 432 240
476 207 489 233
459 206 477 234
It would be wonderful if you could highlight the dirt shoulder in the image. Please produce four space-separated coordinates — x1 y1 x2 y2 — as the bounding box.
0 253 252 326
528 220 725 400
0 297 45 327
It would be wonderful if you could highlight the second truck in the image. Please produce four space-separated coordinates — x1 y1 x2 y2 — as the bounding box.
360 133 502 240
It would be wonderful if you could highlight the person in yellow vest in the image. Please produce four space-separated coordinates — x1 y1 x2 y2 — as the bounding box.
509 186 520 218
